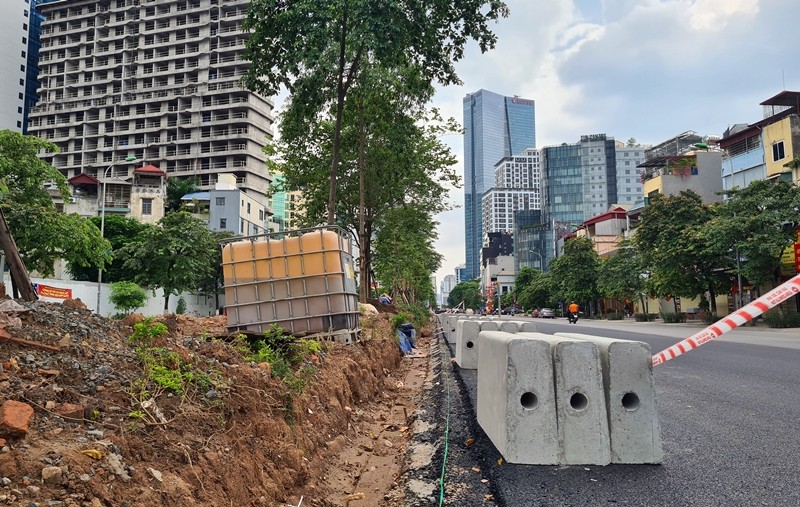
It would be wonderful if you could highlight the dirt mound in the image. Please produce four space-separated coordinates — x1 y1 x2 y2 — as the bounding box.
0 301 418 507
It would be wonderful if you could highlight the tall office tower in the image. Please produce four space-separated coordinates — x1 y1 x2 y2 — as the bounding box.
481 147 541 239
463 89 535 280
28 0 274 214
0 0 32 131
454 264 467 284
614 141 646 204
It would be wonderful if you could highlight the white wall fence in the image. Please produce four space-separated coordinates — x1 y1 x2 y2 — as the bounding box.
2 274 221 317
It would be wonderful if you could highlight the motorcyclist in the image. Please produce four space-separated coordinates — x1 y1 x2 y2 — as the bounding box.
568 301 579 323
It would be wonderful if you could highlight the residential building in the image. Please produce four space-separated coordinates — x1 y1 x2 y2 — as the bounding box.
574 206 631 258
28 0 275 225
0 0 31 131
614 141 646 204
463 89 535 280
481 148 542 238
439 274 456 307
638 131 723 203
181 173 269 236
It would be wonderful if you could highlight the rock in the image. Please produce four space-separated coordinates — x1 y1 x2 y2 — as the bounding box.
1 477 9 485
360 304 379 315
41 466 63 484
0 438 6 447
106 453 131 482
86 430 104 439
79 474 90 482
146 467 163 482
26 485 40 495
0 400 34 437
54 404 84 420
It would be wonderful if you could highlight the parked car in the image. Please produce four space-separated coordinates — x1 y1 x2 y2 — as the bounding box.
539 307 555 318
501 306 517 315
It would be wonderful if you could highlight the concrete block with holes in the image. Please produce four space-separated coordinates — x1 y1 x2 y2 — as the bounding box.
555 333 663 464
476 331 559 464
454 320 501 369
520 332 611 465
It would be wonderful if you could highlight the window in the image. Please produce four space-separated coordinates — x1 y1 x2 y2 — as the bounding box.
219 218 227 229
772 141 785 162
246 202 251 214
141 198 153 215
215 197 225 206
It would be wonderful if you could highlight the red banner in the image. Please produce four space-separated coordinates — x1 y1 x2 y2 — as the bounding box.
36 284 73 299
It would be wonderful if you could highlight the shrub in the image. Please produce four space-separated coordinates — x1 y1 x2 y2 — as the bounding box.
634 313 653 322
660 312 686 323
109 281 147 315
390 312 413 330
702 313 718 325
175 296 187 315
763 309 800 328
606 312 624 320
129 317 168 345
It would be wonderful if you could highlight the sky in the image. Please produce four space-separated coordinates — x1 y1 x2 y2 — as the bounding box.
430 0 800 290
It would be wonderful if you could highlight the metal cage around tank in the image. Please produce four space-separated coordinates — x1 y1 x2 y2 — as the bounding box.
220 226 360 342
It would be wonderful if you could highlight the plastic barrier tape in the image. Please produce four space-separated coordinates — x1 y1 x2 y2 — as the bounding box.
652 274 800 366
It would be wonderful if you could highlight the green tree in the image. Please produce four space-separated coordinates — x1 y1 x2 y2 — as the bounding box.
633 191 730 314
109 281 148 315
0 130 111 279
243 0 508 224
597 240 646 313
517 271 554 311
447 280 482 310
69 215 151 282
549 237 600 313
707 179 800 294
271 66 460 300
166 176 199 212
373 206 441 306
119 211 219 311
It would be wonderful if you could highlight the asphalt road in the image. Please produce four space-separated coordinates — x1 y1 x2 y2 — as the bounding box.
437 316 800 507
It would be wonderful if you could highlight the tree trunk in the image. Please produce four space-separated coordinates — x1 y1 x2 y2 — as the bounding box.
708 283 717 315
357 97 369 301
164 294 170 313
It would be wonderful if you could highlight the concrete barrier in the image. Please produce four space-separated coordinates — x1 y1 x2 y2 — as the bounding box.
556 332 663 464
521 332 611 465
499 320 538 334
477 331 559 464
455 320 500 369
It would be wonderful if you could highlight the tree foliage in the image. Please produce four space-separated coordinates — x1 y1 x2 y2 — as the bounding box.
109 281 148 315
516 270 554 311
166 177 199 212
633 191 729 313
373 206 441 306
549 237 600 308
706 179 800 294
243 0 508 224
597 240 646 312
119 212 219 311
69 215 151 282
0 130 111 278
447 280 482 310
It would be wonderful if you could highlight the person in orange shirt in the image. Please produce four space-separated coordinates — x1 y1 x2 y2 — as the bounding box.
568 301 579 314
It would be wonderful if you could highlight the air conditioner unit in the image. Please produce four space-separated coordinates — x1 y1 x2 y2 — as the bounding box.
68 197 78 204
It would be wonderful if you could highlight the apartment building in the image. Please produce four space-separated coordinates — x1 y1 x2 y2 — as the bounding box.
27 0 275 225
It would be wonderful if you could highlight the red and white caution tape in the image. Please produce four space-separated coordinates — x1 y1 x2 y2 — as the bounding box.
652 273 800 366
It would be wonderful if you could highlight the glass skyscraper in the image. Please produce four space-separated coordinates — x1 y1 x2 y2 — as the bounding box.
463 89 535 280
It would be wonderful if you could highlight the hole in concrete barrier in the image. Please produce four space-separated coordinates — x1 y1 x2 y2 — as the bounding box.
520 392 538 410
622 392 640 411
466 341 474 349
570 392 588 411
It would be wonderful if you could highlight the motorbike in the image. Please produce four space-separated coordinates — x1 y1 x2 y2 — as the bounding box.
567 311 579 324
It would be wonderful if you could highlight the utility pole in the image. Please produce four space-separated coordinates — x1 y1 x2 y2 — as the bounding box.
0 209 37 301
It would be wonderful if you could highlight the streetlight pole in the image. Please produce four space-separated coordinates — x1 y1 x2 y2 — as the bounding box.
527 249 543 270
96 156 137 314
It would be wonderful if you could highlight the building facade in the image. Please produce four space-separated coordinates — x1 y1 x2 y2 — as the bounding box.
481 148 542 239
463 89 535 280
613 142 646 205
439 274 456 307
0 0 32 131
639 131 723 203
28 0 275 226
